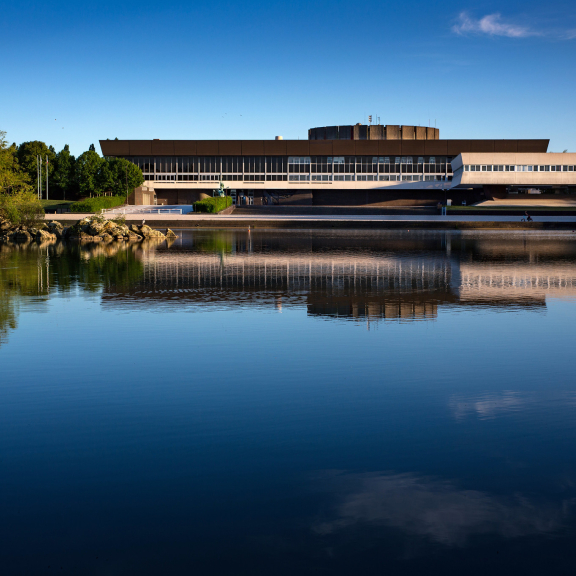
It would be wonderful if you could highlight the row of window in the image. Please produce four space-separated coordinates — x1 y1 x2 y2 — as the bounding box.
127 156 454 174
152 173 451 183
464 165 576 172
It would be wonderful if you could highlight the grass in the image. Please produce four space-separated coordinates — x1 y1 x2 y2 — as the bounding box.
40 200 76 211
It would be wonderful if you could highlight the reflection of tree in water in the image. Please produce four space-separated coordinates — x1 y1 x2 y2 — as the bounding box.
194 231 234 255
0 240 147 346
0 285 18 346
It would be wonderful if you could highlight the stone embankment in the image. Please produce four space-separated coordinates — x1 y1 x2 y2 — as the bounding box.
1 215 177 243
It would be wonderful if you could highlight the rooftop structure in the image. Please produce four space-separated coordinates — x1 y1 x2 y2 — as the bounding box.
308 124 439 141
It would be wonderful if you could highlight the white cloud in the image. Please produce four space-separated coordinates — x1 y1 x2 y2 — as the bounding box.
452 12 535 38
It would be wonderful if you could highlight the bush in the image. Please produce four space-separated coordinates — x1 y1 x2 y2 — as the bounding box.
0 190 45 227
193 196 233 214
69 196 125 213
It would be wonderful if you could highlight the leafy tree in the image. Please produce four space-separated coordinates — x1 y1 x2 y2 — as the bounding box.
95 160 114 195
52 145 77 200
16 141 56 196
0 189 45 226
105 157 144 198
89 144 96 152
0 130 31 194
76 150 104 197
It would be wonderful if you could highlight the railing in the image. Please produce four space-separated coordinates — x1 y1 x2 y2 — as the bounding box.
101 207 184 215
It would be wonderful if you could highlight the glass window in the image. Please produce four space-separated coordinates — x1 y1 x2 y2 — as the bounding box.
265 157 286 173
223 156 242 173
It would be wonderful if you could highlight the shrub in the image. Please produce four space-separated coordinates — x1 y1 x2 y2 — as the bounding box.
69 196 125 213
193 196 233 214
0 190 45 227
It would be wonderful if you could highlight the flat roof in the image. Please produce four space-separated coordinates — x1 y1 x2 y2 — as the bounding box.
100 139 549 157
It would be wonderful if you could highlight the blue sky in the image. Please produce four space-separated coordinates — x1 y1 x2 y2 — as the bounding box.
2 0 575 155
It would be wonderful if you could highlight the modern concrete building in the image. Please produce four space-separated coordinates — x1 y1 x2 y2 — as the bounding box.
451 153 576 198
99 124 574 206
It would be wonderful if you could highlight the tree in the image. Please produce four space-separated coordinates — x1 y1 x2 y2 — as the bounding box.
105 158 144 198
89 144 95 152
52 145 77 200
0 130 31 195
16 141 56 197
76 150 104 197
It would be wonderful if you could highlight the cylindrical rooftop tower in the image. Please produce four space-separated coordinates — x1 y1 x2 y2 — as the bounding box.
308 124 439 140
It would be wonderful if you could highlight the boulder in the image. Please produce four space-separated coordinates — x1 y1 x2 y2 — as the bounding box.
13 230 32 242
87 222 105 236
101 233 113 242
166 228 178 238
34 230 56 242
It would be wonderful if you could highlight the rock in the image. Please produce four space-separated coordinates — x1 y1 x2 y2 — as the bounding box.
128 232 143 241
13 230 32 242
87 222 105 236
47 220 63 231
166 228 178 238
101 233 113 242
140 225 153 237
34 230 56 242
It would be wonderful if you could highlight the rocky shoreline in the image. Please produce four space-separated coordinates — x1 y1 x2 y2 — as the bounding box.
1 215 177 243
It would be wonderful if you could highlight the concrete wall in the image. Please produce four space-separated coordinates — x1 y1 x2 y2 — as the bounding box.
128 185 156 206
312 189 481 206
451 153 576 188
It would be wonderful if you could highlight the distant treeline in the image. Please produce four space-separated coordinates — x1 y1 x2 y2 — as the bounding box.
5 138 143 200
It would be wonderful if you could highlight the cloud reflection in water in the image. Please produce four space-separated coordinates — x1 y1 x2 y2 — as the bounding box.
314 472 571 546
449 392 528 421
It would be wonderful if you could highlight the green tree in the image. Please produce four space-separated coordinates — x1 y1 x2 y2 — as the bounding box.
105 158 144 198
16 141 56 197
76 150 104 197
95 160 114 195
52 144 77 200
89 144 96 152
0 130 31 194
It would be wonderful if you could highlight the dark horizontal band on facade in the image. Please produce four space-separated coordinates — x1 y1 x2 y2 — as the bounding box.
100 139 549 157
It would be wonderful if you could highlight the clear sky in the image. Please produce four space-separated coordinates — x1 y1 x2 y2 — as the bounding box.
2 0 575 155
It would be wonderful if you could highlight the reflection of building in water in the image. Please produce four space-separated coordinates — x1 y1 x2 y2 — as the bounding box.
100 231 576 322
103 251 455 322
457 263 576 303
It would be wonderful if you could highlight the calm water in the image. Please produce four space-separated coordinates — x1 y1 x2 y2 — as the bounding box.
1 229 576 574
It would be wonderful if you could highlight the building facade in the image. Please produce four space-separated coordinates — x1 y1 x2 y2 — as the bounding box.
99 126 554 206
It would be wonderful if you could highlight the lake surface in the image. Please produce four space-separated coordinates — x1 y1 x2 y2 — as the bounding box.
1 229 576 574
